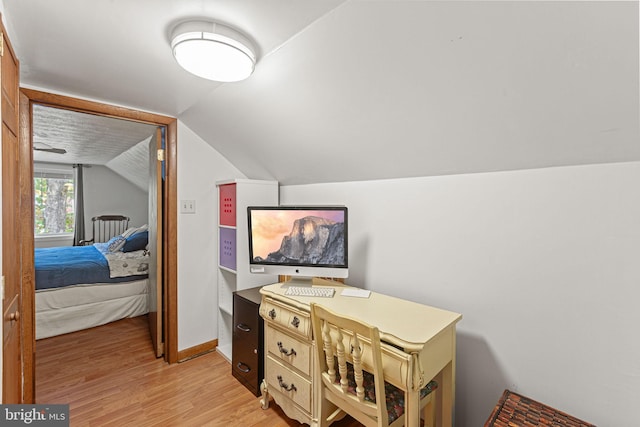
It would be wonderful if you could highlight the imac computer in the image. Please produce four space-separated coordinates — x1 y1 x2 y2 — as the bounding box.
247 206 348 286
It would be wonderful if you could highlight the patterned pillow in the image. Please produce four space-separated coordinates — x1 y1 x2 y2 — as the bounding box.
122 224 148 238
106 235 126 252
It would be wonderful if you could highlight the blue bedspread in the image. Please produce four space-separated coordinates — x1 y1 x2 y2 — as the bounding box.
35 245 145 290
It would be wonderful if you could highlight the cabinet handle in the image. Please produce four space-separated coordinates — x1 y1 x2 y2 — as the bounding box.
277 341 297 357
236 323 251 332
291 316 300 328
277 375 297 392
269 309 276 320
9 311 19 322
236 362 251 373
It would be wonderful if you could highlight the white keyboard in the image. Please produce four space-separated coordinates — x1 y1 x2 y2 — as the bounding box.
284 286 335 298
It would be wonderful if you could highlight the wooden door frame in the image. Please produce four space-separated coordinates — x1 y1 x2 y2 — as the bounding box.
19 88 179 402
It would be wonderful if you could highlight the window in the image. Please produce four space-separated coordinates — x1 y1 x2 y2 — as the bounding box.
34 167 75 236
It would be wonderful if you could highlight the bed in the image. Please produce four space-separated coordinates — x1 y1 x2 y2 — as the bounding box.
35 228 150 340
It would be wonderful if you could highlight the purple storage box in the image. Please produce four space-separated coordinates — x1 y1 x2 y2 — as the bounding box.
219 227 236 271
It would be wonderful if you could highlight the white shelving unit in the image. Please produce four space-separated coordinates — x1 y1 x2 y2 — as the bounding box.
216 179 278 362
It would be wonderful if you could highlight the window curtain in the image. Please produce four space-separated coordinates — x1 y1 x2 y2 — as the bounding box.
73 164 86 245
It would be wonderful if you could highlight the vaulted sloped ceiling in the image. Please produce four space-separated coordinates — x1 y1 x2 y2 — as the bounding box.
106 137 153 191
8 1 640 185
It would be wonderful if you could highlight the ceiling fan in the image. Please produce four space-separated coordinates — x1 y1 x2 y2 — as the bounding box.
33 142 67 154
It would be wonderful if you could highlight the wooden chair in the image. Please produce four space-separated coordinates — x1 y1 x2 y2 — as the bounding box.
310 303 437 427
79 215 130 245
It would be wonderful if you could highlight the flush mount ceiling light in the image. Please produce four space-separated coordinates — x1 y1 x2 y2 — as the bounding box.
171 20 256 82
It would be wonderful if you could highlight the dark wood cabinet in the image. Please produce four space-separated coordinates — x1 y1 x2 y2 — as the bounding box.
232 287 264 396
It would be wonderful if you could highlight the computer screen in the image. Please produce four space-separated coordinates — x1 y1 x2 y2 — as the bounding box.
247 206 348 283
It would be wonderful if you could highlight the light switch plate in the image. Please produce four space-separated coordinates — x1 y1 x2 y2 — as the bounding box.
180 200 196 214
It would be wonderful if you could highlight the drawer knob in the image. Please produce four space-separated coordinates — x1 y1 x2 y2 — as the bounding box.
277 341 297 357
291 316 300 328
236 323 251 332
277 375 297 392
268 309 276 320
236 362 251 373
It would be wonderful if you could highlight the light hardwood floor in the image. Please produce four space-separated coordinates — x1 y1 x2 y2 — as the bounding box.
35 315 363 426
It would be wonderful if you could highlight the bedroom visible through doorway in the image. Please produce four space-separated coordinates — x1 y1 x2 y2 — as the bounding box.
19 88 178 402
32 105 158 342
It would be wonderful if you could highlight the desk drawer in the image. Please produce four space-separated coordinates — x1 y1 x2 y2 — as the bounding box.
261 298 311 339
266 326 311 376
266 356 312 413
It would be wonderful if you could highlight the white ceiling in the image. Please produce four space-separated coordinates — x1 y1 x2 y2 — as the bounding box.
32 105 156 165
32 104 156 190
5 0 639 185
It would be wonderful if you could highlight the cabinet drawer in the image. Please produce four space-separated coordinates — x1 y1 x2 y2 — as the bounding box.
261 298 311 339
266 326 311 376
219 227 236 271
219 183 236 226
266 356 312 413
232 355 259 394
233 296 259 340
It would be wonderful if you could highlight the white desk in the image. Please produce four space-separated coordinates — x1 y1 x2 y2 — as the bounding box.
259 279 462 427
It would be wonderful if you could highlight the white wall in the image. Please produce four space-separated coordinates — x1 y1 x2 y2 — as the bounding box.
83 165 148 232
177 120 244 351
280 161 640 427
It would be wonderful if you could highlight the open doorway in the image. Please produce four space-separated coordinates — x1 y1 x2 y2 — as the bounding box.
19 88 178 402
32 105 158 340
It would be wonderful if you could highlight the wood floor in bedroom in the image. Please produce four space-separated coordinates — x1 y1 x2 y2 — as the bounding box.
35 315 364 427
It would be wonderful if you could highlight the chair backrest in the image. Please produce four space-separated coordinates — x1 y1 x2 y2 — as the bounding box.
310 303 388 427
91 215 130 243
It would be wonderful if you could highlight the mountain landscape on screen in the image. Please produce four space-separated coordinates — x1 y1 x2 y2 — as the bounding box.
256 216 345 265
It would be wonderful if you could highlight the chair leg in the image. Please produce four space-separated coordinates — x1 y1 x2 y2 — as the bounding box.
317 396 338 427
